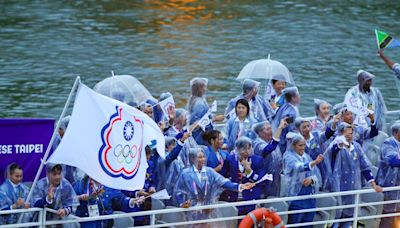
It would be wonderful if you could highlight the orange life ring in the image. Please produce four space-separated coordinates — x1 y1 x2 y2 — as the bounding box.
239 207 285 228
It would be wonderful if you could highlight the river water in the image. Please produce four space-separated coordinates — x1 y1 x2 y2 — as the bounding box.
1 1 399 118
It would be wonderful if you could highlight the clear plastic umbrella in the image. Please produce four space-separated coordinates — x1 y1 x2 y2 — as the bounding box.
93 73 155 106
236 55 294 84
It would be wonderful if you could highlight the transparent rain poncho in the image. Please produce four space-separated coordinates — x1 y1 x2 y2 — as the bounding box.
173 148 237 227
282 134 321 199
377 121 400 213
187 77 209 125
311 98 332 132
323 128 374 217
344 70 387 130
30 164 78 224
0 164 31 224
252 121 283 197
271 86 299 152
225 79 275 122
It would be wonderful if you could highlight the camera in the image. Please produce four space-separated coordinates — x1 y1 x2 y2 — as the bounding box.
286 116 294 124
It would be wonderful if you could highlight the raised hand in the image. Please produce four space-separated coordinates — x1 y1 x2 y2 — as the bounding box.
214 164 223 172
47 185 56 202
368 113 375 124
181 200 192 208
278 118 288 129
303 178 313 186
314 154 324 165
167 106 176 121
240 159 252 173
181 132 191 142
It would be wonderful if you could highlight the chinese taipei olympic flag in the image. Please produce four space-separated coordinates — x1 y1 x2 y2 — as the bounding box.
48 83 165 191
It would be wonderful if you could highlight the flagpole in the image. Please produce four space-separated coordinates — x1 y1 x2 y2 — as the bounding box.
374 29 380 49
24 76 81 205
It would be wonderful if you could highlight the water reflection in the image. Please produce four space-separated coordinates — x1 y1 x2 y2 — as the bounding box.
0 1 399 118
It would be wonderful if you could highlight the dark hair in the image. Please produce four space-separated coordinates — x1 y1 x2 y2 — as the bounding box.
8 163 21 175
235 99 250 116
284 92 295 102
271 79 278 85
51 164 62 173
145 145 152 155
203 130 221 144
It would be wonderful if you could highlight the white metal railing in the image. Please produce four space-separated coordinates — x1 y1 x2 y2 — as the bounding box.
0 208 43 228
1 186 399 228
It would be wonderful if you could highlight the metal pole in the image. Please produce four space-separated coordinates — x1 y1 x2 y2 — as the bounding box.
353 192 360 227
151 214 156 226
41 208 46 228
24 76 81 205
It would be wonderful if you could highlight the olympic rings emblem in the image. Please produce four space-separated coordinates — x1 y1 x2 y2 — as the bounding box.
99 106 144 179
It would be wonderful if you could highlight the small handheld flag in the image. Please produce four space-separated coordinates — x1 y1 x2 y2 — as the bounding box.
375 29 400 49
210 100 217 113
159 96 175 120
255 173 273 184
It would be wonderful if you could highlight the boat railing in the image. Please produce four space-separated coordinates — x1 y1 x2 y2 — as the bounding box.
3 185 400 227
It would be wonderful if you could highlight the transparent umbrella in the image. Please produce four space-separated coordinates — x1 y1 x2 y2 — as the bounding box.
93 73 155 107
236 54 294 84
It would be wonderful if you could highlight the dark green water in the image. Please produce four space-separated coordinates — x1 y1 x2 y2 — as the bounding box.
1 0 399 118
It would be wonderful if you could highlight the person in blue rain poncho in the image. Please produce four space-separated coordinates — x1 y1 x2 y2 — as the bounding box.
328 103 379 148
139 101 154 120
0 163 31 224
252 118 287 197
187 77 224 146
31 164 78 223
157 133 190 192
264 76 287 111
120 143 161 226
344 70 387 131
295 117 336 186
324 122 382 228
164 108 188 137
174 147 255 227
283 133 324 227
225 79 274 122
225 98 256 151
203 130 228 174
271 86 300 153
377 121 400 228
0 191 11 225
220 137 267 215
74 175 139 228
310 98 333 132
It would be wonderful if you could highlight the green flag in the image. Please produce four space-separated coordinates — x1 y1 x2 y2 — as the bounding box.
375 29 400 49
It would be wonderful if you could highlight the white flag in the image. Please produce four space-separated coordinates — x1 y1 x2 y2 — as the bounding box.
255 173 273 184
47 84 165 191
159 96 175 120
210 100 217 113
150 189 171 200
198 111 211 131
344 91 370 127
